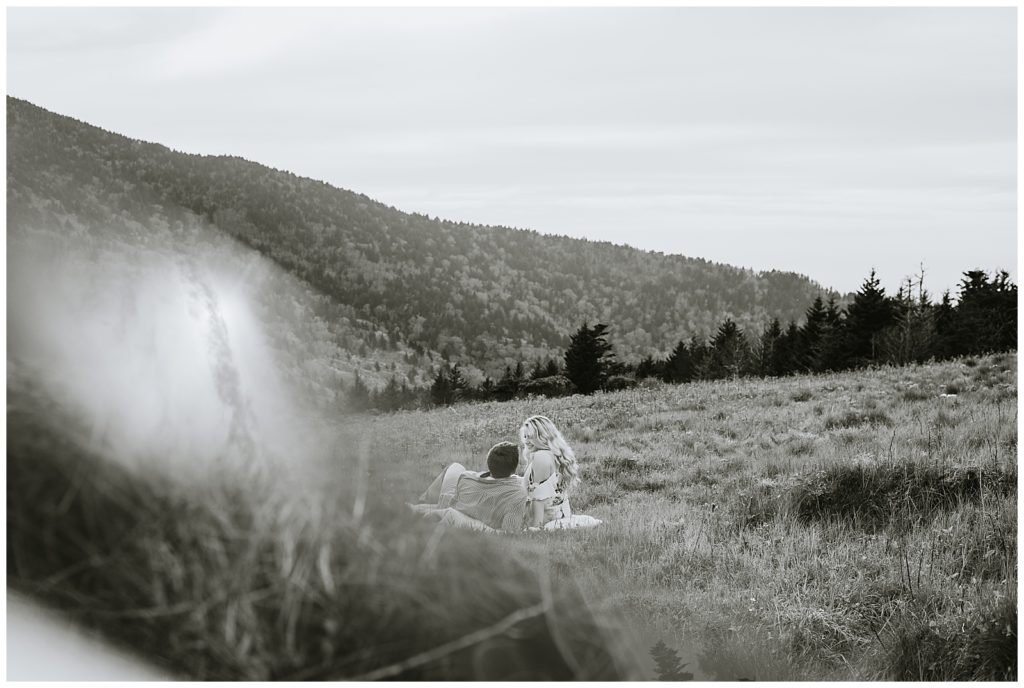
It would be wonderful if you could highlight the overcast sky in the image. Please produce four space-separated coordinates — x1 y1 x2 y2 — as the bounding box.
7 7 1017 295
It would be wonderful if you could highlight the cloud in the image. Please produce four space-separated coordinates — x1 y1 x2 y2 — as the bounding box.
6 7 1016 294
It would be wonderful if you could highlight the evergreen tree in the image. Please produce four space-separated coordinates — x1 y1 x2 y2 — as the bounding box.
933 290 956 359
757 318 783 377
348 370 370 411
495 365 520 401
564 322 616 394
688 334 710 380
879 275 936 365
818 295 848 371
705 318 751 379
773 321 801 376
844 269 894 365
513 361 527 386
798 296 829 372
664 338 694 383
635 355 662 379
376 376 401 412
991 270 1018 351
649 640 694 681
949 269 1018 355
448 363 469 401
543 357 561 377
477 376 496 401
430 364 452 406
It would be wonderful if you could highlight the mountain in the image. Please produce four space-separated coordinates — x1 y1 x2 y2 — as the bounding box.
7 96 839 379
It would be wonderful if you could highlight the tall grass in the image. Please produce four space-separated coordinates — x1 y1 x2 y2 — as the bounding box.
9 354 1017 680
324 353 1017 680
7 377 639 680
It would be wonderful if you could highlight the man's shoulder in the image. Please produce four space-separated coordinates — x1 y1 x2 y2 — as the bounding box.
460 473 524 488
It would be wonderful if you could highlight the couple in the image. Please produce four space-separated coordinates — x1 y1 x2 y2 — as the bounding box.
412 415 597 533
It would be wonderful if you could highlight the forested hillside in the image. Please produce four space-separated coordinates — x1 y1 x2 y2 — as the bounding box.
7 97 837 376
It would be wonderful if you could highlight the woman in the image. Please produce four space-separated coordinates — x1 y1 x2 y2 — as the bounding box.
519 415 580 528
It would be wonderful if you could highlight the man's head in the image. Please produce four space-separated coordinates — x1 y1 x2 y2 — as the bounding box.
486 441 520 479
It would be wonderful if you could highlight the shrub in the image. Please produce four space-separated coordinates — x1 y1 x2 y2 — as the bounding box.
786 437 817 456
603 375 638 392
789 462 1016 530
900 386 932 402
790 389 813 402
886 598 1016 680
823 409 893 430
520 374 575 398
588 455 646 482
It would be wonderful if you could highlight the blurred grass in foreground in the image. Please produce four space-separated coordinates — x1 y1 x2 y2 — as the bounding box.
7 372 640 680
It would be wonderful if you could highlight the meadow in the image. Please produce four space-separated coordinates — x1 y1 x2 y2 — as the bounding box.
8 353 1017 680
330 351 1018 680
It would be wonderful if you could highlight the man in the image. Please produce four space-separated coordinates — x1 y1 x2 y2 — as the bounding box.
411 442 527 533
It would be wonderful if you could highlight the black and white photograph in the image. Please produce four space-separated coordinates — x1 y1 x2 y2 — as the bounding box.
5 4 1018 681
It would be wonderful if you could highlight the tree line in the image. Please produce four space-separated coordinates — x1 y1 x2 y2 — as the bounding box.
350 267 1016 412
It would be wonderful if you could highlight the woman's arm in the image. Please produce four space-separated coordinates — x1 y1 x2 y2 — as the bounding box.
525 452 557 527
527 498 547 528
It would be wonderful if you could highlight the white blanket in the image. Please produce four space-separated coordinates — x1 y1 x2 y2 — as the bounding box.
543 514 603 530
410 503 603 533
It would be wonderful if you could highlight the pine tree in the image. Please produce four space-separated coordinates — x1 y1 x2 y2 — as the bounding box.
757 318 783 377
706 318 751 379
649 640 694 681
844 269 894 365
478 376 495 401
543 357 561 377
495 365 519 401
564 322 616 394
949 269 1018 355
773 321 800 376
448 363 469 401
664 339 694 383
991 270 1018 351
879 273 936 365
430 365 452 406
348 370 370 411
819 295 847 371
933 290 956 359
636 355 661 379
798 296 828 372
513 361 526 386
688 334 710 380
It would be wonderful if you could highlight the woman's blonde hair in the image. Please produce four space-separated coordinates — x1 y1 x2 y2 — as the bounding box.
518 415 580 494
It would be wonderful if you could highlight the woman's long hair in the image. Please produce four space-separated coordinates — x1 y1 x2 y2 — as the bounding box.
518 415 580 495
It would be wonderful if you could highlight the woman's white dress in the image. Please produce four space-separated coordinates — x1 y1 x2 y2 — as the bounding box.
525 462 601 530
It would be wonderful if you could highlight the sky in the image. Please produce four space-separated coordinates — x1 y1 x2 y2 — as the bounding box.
6 7 1017 295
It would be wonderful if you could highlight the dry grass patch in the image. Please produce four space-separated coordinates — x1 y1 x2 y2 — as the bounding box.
824 409 894 430
789 462 1015 531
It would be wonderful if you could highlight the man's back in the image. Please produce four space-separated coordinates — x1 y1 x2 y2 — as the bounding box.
452 473 527 532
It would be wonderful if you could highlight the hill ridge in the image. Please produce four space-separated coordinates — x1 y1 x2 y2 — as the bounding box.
7 95 840 373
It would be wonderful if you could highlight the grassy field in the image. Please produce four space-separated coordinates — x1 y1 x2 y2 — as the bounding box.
8 353 1017 680
328 352 1018 680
